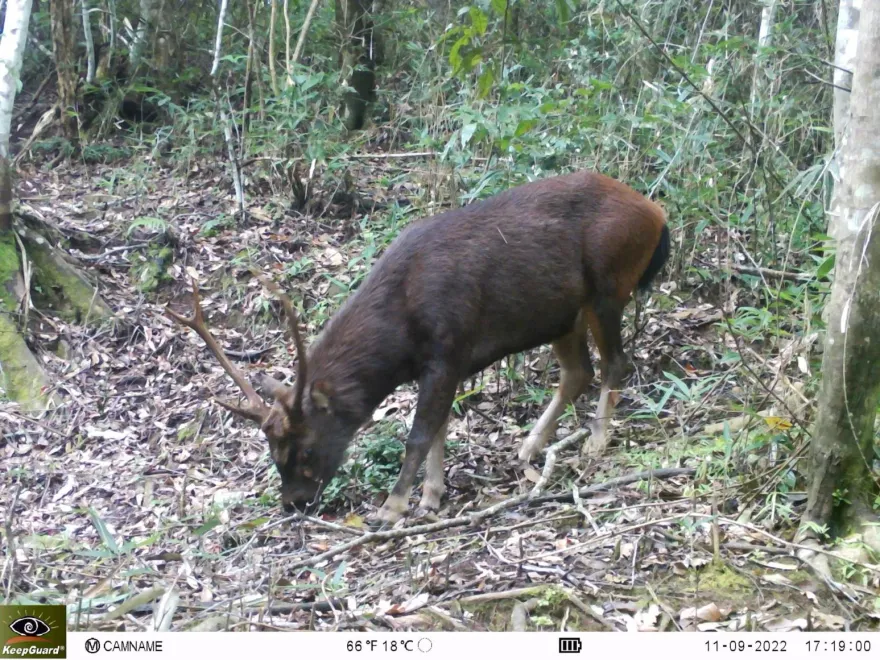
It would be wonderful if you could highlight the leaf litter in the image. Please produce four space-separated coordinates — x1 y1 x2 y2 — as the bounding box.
1 158 877 633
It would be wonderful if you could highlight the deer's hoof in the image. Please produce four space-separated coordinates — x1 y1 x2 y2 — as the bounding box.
418 488 443 513
413 507 440 523
581 423 607 457
518 438 540 463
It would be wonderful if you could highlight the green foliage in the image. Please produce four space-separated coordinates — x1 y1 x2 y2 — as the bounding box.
320 420 408 508
131 245 173 292
81 143 133 164
199 214 235 238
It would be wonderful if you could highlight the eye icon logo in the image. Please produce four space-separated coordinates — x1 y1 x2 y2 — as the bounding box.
0 605 67 659
9 617 51 640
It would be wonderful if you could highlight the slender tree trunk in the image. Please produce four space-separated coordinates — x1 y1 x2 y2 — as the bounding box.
829 0 861 241
50 0 77 144
749 0 777 112
292 0 322 65
283 0 292 83
129 0 156 69
210 0 245 220
335 0 377 130
800 0 880 550
242 0 256 141
81 0 95 83
107 0 116 65
0 0 50 409
268 0 280 96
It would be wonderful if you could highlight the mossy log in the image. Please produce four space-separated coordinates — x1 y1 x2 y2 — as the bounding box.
16 213 113 324
0 213 112 408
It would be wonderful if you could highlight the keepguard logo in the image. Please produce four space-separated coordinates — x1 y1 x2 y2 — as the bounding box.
0 606 66 659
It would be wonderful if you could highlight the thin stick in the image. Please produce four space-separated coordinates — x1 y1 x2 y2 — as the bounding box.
2 484 22 603
345 151 436 159
286 448 693 570
529 467 696 504
530 428 588 496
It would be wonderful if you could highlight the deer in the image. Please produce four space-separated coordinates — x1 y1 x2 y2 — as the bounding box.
166 170 670 525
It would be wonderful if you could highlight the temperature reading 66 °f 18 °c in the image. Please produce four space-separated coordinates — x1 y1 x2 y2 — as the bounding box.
346 639 432 653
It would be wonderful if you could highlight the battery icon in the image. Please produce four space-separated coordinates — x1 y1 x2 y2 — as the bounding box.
559 638 582 653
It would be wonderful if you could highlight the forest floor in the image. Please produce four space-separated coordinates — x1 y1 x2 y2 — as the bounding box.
1 153 877 633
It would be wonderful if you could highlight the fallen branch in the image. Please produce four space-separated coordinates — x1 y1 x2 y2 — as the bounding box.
510 598 539 631
75 243 150 262
344 151 436 160
727 262 812 282
529 467 696 505
13 103 58 166
563 588 616 631
457 586 550 605
286 430 589 569
286 432 695 570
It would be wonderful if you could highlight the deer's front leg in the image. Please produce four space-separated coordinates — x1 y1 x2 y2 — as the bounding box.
371 365 457 526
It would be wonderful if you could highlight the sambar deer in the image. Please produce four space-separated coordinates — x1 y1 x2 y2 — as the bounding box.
167 171 669 524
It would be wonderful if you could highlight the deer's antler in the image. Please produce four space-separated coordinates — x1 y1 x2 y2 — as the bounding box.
256 273 308 412
166 279 269 423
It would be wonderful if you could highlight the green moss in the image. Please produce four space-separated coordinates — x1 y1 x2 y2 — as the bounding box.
24 233 112 324
691 562 752 594
457 586 601 631
0 231 20 312
0 311 49 408
131 245 173 293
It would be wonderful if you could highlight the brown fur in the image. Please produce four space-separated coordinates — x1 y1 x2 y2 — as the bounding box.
176 170 668 522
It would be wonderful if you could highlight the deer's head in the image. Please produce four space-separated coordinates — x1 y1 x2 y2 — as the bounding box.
166 277 347 512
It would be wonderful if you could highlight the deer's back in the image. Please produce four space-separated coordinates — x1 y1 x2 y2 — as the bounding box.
336 171 665 377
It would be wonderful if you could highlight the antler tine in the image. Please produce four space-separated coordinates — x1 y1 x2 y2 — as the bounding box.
256 273 308 410
166 279 269 419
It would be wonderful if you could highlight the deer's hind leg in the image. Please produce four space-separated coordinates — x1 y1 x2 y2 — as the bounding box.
518 311 594 463
417 415 450 513
583 296 626 457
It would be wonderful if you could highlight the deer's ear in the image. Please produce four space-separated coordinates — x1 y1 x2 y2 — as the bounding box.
261 374 297 409
310 380 334 412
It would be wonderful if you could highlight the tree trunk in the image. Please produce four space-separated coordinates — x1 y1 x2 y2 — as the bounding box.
800 0 880 550
829 0 861 242
750 0 777 112
335 0 377 131
1 0 112 409
129 0 156 69
50 0 77 144
107 0 117 66
268 0 280 96
81 0 96 84
0 0 50 409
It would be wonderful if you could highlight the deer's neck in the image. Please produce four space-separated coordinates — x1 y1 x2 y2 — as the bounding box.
306 293 413 426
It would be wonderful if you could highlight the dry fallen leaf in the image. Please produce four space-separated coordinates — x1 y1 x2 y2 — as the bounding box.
680 602 724 623
523 467 542 483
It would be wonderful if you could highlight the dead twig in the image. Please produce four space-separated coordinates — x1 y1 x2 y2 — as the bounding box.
510 598 539 631
344 152 436 160
2 484 23 603
286 429 591 569
75 243 151 262
458 587 550 605
529 467 696 505
563 589 616 631
286 437 694 571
